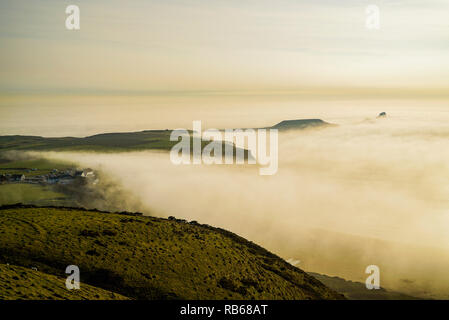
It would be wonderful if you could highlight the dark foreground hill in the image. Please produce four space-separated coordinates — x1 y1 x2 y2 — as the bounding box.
0 205 344 300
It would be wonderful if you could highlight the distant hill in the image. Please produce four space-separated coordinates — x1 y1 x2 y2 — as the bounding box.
271 119 334 131
0 130 176 152
0 205 344 300
0 263 128 300
0 119 335 152
309 272 420 300
0 130 251 160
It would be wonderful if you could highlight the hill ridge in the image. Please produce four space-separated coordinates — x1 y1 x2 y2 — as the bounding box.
0 204 344 300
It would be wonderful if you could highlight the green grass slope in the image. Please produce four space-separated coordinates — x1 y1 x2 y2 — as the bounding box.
0 263 128 300
0 130 175 152
0 130 247 154
0 205 344 300
0 184 68 206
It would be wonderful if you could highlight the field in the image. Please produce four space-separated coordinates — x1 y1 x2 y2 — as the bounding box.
0 131 175 152
0 157 80 206
0 205 344 300
0 184 69 206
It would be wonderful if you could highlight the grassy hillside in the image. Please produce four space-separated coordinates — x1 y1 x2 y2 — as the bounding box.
0 130 247 155
0 158 76 176
0 205 344 300
0 130 175 152
0 263 128 300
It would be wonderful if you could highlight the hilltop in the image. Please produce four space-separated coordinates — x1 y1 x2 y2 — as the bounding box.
0 205 344 300
271 119 334 131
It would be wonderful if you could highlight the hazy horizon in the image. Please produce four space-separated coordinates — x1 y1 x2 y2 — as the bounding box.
1 95 448 137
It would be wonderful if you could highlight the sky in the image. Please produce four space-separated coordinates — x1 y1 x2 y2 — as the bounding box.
0 0 449 95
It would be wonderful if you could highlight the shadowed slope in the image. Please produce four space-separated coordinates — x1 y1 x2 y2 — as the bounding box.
0 263 128 300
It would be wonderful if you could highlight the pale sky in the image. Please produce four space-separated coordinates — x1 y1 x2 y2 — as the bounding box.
0 0 448 94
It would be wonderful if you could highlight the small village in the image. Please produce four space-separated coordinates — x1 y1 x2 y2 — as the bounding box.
0 168 96 185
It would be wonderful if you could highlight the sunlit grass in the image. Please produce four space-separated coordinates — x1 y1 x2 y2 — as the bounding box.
0 206 343 300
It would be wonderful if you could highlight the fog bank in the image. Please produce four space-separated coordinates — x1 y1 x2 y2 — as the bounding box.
37 113 449 299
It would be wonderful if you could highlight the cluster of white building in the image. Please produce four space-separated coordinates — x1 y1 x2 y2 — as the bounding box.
0 168 95 185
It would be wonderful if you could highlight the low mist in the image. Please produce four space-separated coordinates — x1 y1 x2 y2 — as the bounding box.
34 113 449 299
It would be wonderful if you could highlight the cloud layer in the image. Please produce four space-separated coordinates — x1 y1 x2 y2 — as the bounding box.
38 109 449 298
